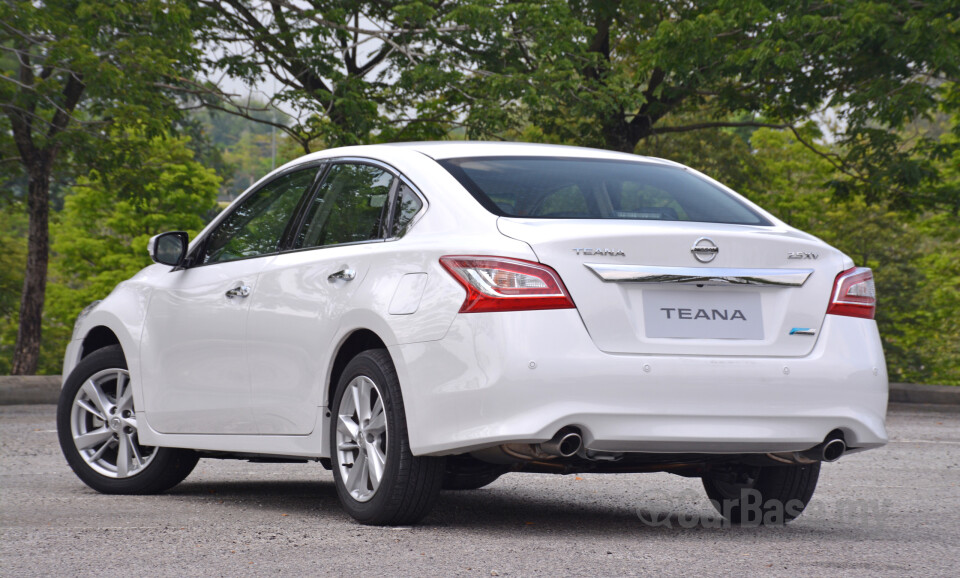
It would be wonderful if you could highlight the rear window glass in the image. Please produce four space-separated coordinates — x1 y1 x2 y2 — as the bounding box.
438 157 770 226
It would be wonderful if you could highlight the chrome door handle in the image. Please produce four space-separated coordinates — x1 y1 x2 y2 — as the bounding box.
225 285 251 298
328 268 356 282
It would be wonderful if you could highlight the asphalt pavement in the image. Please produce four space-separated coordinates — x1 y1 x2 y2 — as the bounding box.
1 403 958 577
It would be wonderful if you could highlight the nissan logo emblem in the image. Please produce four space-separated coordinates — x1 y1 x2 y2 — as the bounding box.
691 237 719 263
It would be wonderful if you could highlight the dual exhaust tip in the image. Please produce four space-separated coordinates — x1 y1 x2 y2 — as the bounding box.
532 429 847 463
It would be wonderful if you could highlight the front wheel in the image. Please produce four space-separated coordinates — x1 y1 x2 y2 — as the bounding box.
329 349 445 525
57 345 199 494
702 462 821 525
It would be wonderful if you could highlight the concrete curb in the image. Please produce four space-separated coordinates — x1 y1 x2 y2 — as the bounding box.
888 382 960 406
0 376 61 405
0 376 957 406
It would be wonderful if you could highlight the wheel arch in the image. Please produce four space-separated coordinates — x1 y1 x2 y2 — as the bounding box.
80 325 121 360
66 311 138 379
326 329 389 409
64 283 150 411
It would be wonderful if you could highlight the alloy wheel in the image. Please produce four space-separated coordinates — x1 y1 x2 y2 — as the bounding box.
68 368 156 478
335 375 388 502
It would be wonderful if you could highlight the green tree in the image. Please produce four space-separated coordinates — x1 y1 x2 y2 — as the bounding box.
905 213 960 384
41 132 220 373
0 0 202 373
0 208 27 374
635 119 764 195
198 1 958 212
746 128 960 384
442 1 959 211
195 0 465 151
220 128 303 199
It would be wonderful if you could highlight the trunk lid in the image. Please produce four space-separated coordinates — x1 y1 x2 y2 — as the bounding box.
498 218 846 357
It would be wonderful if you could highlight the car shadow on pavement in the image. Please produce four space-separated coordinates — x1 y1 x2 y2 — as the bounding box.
169 479 343 516
166 477 864 538
427 489 861 537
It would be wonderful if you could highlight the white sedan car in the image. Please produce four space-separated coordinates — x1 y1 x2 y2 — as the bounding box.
57 142 888 525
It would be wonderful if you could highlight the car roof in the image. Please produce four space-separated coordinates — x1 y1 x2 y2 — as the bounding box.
381 141 675 164
270 141 683 190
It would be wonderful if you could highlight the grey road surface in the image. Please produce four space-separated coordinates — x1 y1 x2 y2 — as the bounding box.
2 403 958 577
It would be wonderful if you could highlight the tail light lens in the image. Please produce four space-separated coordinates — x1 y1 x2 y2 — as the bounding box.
826 267 876 319
440 256 576 313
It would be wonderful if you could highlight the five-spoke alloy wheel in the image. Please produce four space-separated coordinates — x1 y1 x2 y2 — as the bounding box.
57 345 199 494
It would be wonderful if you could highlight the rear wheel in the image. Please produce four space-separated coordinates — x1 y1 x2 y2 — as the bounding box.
57 345 199 494
702 462 821 525
441 456 508 491
330 349 445 525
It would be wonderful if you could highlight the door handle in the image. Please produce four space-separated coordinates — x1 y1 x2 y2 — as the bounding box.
225 285 251 298
328 268 356 282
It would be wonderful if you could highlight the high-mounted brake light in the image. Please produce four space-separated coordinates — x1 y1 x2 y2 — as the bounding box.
440 256 576 313
826 267 876 319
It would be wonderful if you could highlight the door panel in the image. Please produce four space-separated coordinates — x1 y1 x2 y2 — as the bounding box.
140 261 262 433
247 248 374 434
249 162 395 434
140 165 323 434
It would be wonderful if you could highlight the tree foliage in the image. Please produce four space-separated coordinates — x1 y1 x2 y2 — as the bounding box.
2 0 958 383
446 0 960 211
0 208 27 375
1 0 204 372
195 1 959 212
39 132 220 372
195 0 465 150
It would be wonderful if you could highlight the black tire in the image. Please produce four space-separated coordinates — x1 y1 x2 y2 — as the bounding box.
329 349 445 525
57 345 199 494
702 462 821 525
442 456 508 491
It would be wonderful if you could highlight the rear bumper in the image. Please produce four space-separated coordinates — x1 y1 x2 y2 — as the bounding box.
390 310 888 456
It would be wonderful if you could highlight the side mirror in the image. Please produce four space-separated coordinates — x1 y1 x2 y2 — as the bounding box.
148 231 188 267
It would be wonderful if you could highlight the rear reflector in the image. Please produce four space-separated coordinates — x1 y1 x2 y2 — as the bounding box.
440 256 576 313
826 267 876 319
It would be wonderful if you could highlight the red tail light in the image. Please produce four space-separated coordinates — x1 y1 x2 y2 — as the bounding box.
826 267 876 319
440 256 576 313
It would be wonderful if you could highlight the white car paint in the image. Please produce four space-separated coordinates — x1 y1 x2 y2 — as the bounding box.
64 142 888 461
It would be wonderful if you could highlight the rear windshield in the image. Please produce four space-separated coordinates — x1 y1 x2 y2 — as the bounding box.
438 156 770 226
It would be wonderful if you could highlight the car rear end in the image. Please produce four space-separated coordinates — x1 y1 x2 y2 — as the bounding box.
389 149 888 462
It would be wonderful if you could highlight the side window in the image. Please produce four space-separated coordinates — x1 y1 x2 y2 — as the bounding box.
295 163 394 249
390 183 423 237
200 167 318 265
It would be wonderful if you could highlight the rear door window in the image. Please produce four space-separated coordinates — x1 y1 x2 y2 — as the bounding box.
294 163 395 249
390 182 424 238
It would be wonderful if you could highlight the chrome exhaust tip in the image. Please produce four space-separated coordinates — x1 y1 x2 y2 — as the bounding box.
797 433 847 463
821 438 846 462
538 429 583 458
770 432 848 465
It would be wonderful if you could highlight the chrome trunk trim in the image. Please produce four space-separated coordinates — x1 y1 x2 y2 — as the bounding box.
584 264 814 287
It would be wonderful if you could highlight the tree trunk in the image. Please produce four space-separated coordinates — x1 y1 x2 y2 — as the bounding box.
11 164 51 375
602 113 655 154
